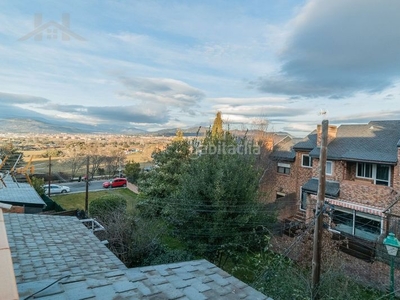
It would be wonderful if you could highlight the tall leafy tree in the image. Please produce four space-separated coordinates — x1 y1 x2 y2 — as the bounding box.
137 135 192 216
125 160 141 183
160 113 275 265
138 112 275 264
163 149 274 266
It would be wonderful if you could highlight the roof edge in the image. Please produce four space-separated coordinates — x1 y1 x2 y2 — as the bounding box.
0 210 19 300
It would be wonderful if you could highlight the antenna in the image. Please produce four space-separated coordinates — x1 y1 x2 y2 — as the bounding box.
318 109 328 117
12 155 35 185
7 153 23 187
1 154 36 187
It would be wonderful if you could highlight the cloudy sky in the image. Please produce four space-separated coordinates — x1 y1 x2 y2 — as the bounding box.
1 0 400 136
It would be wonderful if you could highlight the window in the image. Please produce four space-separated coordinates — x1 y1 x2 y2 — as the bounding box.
300 188 307 211
357 163 372 178
326 161 333 175
356 162 390 186
277 162 290 174
376 164 390 186
331 208 381 241
302 155 312 168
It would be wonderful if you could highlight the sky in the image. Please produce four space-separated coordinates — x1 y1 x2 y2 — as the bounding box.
1 0 400 137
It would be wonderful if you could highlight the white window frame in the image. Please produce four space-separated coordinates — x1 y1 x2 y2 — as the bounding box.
356 162 391 186
301 154 312 168
326 161 333 175
277 162 291 175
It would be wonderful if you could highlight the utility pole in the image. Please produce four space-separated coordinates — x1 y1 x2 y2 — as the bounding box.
85 156 89 213
312 119 328 299
47 156 51 197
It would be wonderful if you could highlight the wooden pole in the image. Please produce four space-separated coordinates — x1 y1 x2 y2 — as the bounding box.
85 156 89 213
47 156 51 196
312 119 328 299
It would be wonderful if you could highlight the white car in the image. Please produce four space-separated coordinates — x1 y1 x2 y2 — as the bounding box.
43 184 71 194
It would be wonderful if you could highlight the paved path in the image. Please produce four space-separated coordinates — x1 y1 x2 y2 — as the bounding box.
127 182 139 194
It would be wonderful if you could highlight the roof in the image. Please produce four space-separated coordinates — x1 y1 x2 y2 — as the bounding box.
17 259 270 299
293 131 317 151
4 214 126 284
4 213 271 299
270 136 302 161
0 178 46 206
300 120 400 164
302 178 340 198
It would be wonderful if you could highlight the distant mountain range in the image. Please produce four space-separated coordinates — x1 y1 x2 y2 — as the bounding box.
0 118 208 136
0 118 146 135
0 118 289 137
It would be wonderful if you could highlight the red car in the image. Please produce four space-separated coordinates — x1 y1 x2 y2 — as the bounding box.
102 178 127 188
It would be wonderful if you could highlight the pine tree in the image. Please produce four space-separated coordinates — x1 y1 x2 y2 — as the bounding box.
173 129 184 142
211 111 224 139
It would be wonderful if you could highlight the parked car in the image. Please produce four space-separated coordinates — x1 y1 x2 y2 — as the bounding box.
102 178 127 188
43 184 71 194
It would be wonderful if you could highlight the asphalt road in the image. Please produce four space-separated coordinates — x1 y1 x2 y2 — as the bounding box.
58 180 108 193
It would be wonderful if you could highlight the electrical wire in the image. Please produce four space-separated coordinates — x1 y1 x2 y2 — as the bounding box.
24 275 71 300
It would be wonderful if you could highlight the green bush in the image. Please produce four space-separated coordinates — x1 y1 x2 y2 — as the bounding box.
89 194 127 220
31 176 45 196
143 244 194 266
136 196 165 218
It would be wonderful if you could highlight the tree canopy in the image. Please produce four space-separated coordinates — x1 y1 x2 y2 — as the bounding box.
138 112 275 265
124 160 141 183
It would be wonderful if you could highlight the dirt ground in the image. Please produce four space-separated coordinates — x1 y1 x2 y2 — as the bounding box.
270 234 400 295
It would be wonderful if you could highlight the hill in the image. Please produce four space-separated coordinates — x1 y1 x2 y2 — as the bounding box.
0 118 145 134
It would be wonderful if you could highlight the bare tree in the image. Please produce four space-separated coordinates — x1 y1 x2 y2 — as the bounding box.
249 118 275 185
104 149 126 177
86 143 107 179
94 210 165 267
61 142 86 179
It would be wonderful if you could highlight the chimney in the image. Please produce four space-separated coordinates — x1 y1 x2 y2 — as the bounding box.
266 137 274 151
317 124 337 146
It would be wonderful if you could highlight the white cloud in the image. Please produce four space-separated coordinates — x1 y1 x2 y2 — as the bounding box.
118 77 205 108
255 0 400 97
213 104 306 118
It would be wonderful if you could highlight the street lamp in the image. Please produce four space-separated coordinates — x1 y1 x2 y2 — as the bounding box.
383 232 400 299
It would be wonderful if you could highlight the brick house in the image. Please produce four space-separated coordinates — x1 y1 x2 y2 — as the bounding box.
265 120 400 245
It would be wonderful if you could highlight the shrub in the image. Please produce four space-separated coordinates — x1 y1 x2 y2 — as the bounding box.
143 244 194 266
31 176 45 196
89 194 127 220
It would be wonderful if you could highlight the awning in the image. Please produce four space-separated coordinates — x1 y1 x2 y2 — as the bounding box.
326 199 384 217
